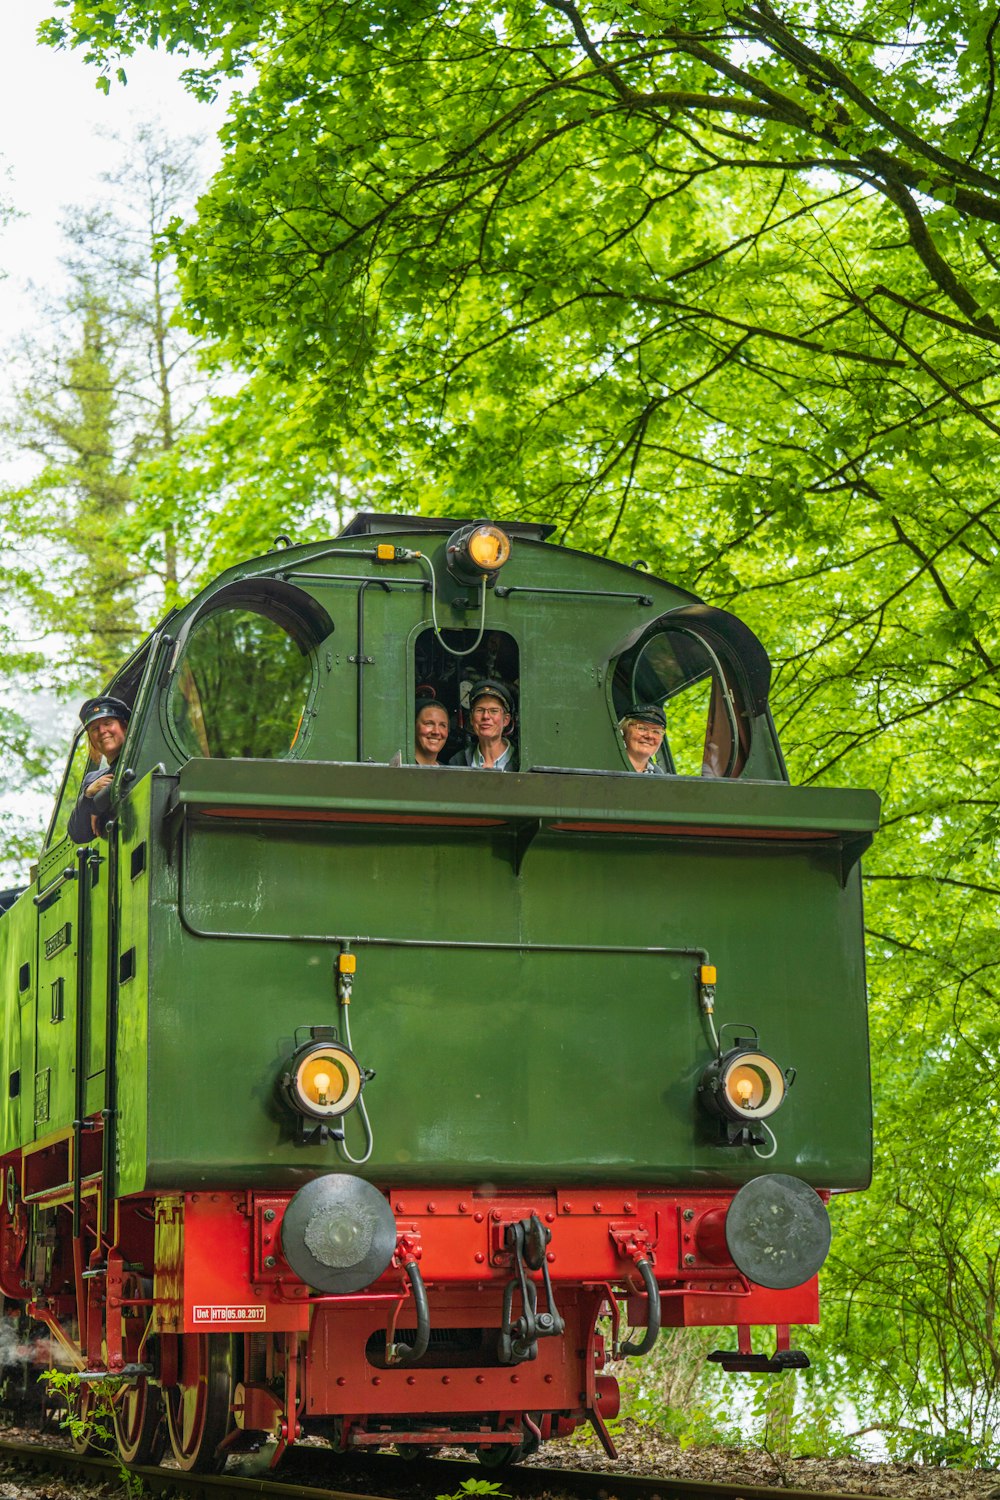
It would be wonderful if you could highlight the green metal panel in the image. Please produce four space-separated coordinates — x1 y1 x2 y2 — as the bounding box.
173 757 879 835
0 889 34 1153
130 530 781 782
82 859 110 1111
25 834 113 1144
33 845 79 1137
138 762 875 1192
0 779 151 1179
8 521 878 1213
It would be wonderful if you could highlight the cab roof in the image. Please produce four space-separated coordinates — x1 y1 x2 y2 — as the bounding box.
338 512 557 543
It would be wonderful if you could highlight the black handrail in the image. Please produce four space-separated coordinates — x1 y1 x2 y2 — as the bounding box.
72 846 99 1238
100 821 121 1240
495 584 652 604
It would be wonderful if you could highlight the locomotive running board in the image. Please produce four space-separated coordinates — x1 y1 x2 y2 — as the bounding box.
167 759 879 886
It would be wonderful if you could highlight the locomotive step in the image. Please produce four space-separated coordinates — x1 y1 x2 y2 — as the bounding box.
708 1348 810 1373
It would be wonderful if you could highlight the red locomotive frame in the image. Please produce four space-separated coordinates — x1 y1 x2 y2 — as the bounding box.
2 1150 818 1467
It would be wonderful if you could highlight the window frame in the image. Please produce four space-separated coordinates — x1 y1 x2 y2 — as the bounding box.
162 579 333 766
44 726 100 851
410 623 521 769
607 604 771 781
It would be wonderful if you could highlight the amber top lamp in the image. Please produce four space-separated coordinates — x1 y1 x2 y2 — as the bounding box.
445 521 512 587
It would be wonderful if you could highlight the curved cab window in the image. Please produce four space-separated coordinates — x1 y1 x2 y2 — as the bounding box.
615 628 748 777
168 607 315 760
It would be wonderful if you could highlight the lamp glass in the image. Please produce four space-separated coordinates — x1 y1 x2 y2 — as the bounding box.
294 1045 362 1118
722 1052 785 1120
467 525 511 571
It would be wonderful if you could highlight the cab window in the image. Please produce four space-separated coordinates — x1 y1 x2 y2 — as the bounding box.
614 627 749 777
413 627 520 763
167 605 316 761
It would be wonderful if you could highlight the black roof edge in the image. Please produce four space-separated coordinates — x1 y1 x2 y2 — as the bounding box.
338 511 557 543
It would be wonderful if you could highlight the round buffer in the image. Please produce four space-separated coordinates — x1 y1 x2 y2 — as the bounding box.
724 1173 832 1291
281 1175 397 1294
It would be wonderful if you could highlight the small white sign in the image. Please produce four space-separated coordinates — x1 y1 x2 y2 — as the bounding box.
193 1305 267 1323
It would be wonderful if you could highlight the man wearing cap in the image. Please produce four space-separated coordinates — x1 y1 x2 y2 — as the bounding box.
449 680 518 771
67 696 131 842
619 703 668 774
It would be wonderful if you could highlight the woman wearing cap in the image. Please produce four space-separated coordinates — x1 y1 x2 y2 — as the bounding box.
66 695 132 841
449 679 518 771
414 699 450 766
619 703 668 774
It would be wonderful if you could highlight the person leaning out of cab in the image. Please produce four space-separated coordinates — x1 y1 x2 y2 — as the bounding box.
619 702 668 774
67 695 131 841
450 680 518 771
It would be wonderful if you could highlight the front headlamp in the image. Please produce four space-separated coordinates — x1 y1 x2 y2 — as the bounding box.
712 1050 786 1121
281 1037 365 1123
445 521 512 585
699 1043 790 1144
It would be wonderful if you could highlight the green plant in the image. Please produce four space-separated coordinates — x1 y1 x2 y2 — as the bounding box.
435 1480 509 1500
883 1421 999 1469
612 1328 742 1450
41 1369 143 1495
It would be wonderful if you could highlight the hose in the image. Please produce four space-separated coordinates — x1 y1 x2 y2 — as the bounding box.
337 999 374 1165
752 1120 778 1161
387 1261 430 1364
416 554 488 658
619 1257 661 1357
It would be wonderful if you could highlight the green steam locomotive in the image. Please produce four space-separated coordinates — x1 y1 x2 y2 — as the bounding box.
0 514 877 1470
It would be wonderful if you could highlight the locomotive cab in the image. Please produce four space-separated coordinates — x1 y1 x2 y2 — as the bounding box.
0 514 878 1469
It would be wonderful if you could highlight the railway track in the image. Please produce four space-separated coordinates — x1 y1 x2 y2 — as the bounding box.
0 1437 899 1500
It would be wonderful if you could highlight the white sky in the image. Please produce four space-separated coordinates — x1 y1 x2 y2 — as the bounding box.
0 0 229 340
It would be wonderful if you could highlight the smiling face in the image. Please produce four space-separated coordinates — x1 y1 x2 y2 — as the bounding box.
622 717 664 768
414 704 449 763
86 715 127 763
470 695 511 746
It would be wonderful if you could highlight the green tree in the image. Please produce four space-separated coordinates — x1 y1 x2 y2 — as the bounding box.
138 365 358 576
0 125 213 876
37 1 1000 488
0 153 50 877
1 123 208 685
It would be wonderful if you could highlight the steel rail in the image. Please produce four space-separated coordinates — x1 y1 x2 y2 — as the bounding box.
0 1436 907 1500
0 1438 381 1500
413 1451 901 1500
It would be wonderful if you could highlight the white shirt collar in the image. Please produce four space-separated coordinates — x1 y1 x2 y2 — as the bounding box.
472 740 513 770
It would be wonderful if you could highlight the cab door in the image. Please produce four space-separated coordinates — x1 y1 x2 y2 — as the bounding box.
32 737 110 1140
33 842 82 1138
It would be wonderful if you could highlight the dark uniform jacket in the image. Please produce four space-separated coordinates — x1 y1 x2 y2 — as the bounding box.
67 763 116 843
